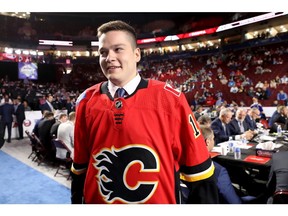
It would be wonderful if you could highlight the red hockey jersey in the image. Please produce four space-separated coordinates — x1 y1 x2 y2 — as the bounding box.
72 78 215 204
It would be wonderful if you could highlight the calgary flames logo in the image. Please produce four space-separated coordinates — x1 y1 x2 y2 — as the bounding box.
94 145 160 203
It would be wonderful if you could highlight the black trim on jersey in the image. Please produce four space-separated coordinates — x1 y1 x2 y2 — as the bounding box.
174 168 182 204
100 78 149 100
179 157 212 175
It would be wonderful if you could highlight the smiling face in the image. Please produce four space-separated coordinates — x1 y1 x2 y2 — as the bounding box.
98 30 141 87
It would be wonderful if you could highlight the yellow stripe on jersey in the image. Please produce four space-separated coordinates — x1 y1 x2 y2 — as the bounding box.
71 163 87 175
179 162 215 182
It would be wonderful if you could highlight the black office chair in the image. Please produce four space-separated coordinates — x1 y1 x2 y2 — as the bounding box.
25 130 38 160
51 138 72 180
32 133 49 166
272 189 288 204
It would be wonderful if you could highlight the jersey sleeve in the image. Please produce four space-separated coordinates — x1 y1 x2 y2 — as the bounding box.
174 94 219 203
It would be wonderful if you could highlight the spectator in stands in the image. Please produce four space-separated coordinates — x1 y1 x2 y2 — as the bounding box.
246 86 255 97
0 94 13 105
230 84 238 93
277 89 288 105
227 79 235 88
215 96 224 107
270 79 277 89
255 81 264 89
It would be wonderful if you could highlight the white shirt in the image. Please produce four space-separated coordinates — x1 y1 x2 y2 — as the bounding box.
108 73 141 98
57 121 74 159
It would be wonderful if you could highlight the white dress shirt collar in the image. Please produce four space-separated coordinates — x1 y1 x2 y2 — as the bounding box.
108 74 141 98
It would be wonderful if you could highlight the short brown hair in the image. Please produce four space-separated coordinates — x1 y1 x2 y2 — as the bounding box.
97 20 137 48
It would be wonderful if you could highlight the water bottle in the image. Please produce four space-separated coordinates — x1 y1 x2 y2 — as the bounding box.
234 147 241 159
228 137 234 153
228 142 234 153
277 124 282 137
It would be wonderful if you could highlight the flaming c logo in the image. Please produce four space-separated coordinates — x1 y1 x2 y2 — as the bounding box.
94 145 160 203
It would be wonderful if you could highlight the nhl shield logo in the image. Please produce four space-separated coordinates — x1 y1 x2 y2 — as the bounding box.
115 100 123 109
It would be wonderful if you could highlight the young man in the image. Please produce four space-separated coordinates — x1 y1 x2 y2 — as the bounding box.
71 20 218 204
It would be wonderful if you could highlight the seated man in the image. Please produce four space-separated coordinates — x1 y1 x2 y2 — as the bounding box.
182 125 256 204
270 106 288 133
228 108 255 140
245 108 261 131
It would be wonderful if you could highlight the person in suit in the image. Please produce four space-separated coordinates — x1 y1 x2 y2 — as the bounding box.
37 111 56 161
41 93 55 114
266 151 288 204
211 108 253 145
13 97 26 140
193 105 203 120
268 105 281 128
65 96 76 115
182 125 256 204
269 105 288 133
228 108 255 140
0 97 15 143
245 107 261 131
0 116 5 148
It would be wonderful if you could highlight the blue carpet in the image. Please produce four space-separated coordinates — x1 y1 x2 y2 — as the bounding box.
0 150 71 204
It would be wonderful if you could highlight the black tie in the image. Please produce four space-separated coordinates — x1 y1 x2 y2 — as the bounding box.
115 88 126 98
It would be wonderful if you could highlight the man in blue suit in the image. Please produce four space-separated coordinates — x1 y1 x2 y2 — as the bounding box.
13 97 26 140
182 125 256 204
0 97 14 143
41 93 55 113
245 107 260 131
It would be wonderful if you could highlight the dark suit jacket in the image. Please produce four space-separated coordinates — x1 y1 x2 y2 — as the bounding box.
181 161 245 204
214 161 243 204
15 103 25 123
0 103 14 123
267 152 288 202
269 111 280 127
211 118 232 144
41 102 53 113
245 115 257 131
228 118 249 136
38 118 56 149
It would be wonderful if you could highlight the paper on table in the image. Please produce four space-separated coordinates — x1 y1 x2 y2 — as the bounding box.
217 141 252 149
259 135 276 141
